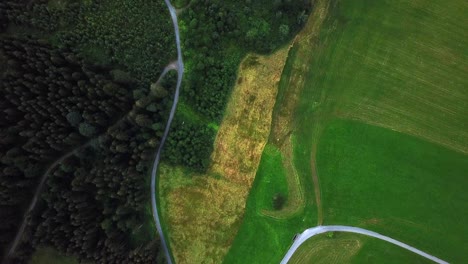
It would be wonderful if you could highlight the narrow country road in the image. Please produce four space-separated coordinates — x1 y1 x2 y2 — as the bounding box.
5 141 92 260
150 0 184 263
280 225 449 264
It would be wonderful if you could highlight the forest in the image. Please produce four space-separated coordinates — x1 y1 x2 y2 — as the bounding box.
180 0 311 121
0 0 174 263
0 0 312 263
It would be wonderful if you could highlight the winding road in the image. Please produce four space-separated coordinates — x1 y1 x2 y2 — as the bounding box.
280 225 449 264
150 0 184 264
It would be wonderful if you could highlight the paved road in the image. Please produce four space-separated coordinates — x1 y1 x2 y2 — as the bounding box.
150 0 184 263
280 225 449 264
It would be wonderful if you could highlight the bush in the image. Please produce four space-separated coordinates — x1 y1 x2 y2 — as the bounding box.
273 193 286 210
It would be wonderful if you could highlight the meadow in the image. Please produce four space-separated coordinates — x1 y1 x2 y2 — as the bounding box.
317 119 468 262
295 0 468 153
222 143 316 264
230 0 468 262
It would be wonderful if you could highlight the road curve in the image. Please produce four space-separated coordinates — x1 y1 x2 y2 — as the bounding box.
280 225 449 264
150 0 184 263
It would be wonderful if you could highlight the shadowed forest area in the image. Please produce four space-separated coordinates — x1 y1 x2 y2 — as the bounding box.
0 0 176 263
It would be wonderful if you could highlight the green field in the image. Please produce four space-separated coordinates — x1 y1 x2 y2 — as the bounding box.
294 0 468 261
226 0 468 262
253 145 289 212
223 144 316 264
318 119 468 262
295 0 468 152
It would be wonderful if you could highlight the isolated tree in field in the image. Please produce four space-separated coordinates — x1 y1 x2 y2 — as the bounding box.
273 193 286 210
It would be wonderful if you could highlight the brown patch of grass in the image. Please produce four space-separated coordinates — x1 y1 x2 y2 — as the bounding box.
160 46 292 263
288 234 362 264
210 49 290 185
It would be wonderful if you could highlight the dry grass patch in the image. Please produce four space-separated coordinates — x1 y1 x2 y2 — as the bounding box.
160 46 292 264
210 50 289 186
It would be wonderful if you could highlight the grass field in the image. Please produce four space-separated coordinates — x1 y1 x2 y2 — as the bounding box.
295 0 468 153
288 232 432 264
317 119 468 263
222 143 316 264
291 0 468 261
226 0 467 262
253 144 289 213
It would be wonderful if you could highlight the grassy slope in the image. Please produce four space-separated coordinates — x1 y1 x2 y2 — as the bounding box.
282 0 468 262
223 144 315 264
254 145 289 212
222 1 331 260
317 119 468 262
288 232 431 264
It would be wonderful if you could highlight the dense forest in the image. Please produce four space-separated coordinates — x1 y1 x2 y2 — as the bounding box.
0 0 312 263
0 0 174 263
